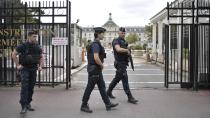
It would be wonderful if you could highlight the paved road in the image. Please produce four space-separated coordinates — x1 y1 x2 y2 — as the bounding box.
72 50 166 89
0 50 210 118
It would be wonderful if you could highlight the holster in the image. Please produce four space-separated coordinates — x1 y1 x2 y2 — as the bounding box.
87 65 101 82
87 65 101 75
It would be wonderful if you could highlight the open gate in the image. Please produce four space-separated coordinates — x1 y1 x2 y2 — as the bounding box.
165 0 210 90
0 0 71 89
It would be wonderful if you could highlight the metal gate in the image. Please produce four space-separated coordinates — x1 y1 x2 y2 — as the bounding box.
165 0 210 90
0 0 71 89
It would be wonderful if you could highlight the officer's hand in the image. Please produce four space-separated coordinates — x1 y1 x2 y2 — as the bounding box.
17 64 23 70
38 66 42 71
127 49 131 55
100 65 104 70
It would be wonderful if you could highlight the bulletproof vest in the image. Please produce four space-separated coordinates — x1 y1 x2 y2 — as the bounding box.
19 42 41 66
112 37 129 63
87 41 106 65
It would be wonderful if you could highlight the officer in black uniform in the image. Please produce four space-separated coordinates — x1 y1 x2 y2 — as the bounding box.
12 31 43 114
107 27 138 104
81 27 119 113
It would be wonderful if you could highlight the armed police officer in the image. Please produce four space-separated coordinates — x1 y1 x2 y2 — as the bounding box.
107 27 138 104
12 31 43 114
81 27 119 113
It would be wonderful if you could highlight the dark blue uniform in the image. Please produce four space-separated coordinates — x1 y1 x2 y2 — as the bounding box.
82 40 110 105
81 27 118 113
108 37 132 97
16 42 42 109
107 34 138 104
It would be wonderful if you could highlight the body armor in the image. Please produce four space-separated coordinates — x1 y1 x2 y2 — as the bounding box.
112 37 129 64
87 41 106 65
19 43 41 66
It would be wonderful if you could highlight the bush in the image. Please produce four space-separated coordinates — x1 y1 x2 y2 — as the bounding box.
183 48 189 59
132 45 143 50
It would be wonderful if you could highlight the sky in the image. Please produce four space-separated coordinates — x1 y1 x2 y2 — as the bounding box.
22 0 175 27
70 0 174 27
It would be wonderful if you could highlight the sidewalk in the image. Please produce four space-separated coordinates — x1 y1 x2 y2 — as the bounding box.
0 87 210 118
71 62 87 75
1 57 210 118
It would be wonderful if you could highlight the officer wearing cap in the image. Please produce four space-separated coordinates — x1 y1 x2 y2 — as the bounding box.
81 27 119 113
12 31 43 114
107 27 138 104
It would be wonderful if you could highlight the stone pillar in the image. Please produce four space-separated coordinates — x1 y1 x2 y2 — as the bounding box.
152 23 157 61
157 21 164 63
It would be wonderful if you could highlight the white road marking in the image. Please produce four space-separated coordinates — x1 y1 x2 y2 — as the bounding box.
77 73 164 76
72 81 164 84
103 69 162 71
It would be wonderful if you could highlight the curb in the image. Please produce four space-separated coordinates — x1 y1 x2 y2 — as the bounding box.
71 62 88 75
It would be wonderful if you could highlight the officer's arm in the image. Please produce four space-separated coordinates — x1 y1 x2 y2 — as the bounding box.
39 54 44 68
12 49 19 66
115 45 129 54
94 53 103 68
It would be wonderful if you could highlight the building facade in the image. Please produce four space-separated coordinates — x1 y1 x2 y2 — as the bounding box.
82 13 144 47
150 0 202 63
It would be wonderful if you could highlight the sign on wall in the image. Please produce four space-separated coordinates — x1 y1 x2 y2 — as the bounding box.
52 37 68 45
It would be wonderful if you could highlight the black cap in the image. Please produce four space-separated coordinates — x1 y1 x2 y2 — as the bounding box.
119 27 126 32
93 27 106 33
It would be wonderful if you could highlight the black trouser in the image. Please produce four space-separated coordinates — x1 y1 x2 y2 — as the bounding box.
19 68 37 108
108 62 132 98
82 66 110 105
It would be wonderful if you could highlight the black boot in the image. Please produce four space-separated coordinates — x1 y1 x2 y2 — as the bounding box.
20 106 27 114
27 104 35 111
128 97 138 104
106 102 119 111
107 90 116 99
80 103 93 113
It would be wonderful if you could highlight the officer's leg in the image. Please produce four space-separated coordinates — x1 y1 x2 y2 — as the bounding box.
81 73 96 113
107 69 121 98
97 72 110 105
27 69 37 111
121 69 132 97
97 73 119 110
19 69 30 114
82 74 96 104
121 68 138 104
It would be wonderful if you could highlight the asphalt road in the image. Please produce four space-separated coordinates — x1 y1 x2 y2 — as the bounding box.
72 50 166 89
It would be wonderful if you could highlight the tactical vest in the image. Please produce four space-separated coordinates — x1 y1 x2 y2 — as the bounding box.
112 37 129 63
19 42 41 66
87 41 106 65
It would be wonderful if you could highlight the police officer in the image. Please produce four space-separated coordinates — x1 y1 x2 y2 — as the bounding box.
12 31 43 114
81 27 119 113
107 27 138 104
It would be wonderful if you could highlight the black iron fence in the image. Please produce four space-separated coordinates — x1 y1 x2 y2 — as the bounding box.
165 0 210 90
0 0 71 89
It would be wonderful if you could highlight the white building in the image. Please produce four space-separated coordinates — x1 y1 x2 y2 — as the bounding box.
82 13 144 47
71 23 83 67
150 0 195 63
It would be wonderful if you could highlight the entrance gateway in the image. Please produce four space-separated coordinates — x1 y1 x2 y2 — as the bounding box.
0 0 72 89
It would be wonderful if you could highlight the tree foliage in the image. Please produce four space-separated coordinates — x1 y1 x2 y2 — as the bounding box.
125 33 139 44
144 24 152 42
0 0 44 24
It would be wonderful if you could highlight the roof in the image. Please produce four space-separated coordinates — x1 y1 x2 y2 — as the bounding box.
102 13 118 27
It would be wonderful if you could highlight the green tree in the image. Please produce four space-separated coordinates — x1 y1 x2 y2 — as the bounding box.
0 0 44 24
125 33 139 44
144 24 152 42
